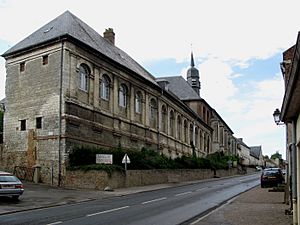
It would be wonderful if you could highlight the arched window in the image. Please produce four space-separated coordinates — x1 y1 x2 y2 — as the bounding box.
78 64 89 91
135 91 142 114
100 75 110 100
195 127 199 148
169 110 175 137
184 120 188 143
161 105 167 133
177 115 182 140
149 98 157 129
119 84 128 107
190 124 193 146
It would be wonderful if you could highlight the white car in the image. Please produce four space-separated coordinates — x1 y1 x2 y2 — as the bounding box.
0 171 24 200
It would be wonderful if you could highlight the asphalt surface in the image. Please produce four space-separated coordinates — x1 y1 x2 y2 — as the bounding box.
0 173 292 225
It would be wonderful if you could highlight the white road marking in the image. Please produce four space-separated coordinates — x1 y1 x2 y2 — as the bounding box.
196 187 207 191
142 197 167 205
86 206 130 217
47 222 63 225
175 191 192 196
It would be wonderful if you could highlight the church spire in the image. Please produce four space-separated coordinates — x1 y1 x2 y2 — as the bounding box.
190 52 195 67
187 51 201 96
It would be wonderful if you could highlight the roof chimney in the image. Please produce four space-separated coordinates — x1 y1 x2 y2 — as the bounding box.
103 28 115 45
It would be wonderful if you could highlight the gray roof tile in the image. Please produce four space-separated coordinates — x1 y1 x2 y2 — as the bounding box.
250 146 262 159
159 76 201 100
2 11 157 86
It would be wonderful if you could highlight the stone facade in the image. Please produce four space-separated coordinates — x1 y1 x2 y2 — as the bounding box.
1 11 238 185
63 168 239 190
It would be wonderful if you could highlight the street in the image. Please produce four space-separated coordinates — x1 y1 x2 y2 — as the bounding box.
0 174 259 225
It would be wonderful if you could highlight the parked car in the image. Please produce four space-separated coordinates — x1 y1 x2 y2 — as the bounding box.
0 171 24 200
260 168 284 188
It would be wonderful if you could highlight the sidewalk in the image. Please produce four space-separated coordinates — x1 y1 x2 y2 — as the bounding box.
190 186 292 225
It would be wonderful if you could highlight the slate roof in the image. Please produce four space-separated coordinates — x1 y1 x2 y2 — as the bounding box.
250 146 262 159
159 76 201 100
2 11 157 86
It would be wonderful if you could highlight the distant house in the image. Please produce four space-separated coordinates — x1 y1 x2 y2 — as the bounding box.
249 146 264 166
236 138 251 166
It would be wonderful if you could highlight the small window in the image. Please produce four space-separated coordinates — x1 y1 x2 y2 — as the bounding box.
36 117 42 129
42 55 48 65
20 62 25 72
20 120 26 131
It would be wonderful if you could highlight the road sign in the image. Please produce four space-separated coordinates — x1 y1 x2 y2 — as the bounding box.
122 154 130 164
96 154 113 164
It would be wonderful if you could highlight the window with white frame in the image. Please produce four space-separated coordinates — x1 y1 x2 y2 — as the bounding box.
78 64 89 91
119 84 127 107
100 75 110 100
135 91 142 113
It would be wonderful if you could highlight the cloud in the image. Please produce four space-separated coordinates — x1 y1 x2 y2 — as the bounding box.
199 58 238 110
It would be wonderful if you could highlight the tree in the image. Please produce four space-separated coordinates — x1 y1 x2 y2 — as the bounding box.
271 151 282 160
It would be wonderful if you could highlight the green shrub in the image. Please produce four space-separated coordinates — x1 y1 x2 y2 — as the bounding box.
68 146 238 172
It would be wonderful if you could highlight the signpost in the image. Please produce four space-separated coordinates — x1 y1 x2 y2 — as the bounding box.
122 153 130 171
96 154 113 164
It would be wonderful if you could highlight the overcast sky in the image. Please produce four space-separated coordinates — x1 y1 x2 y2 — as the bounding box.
1 0 299 158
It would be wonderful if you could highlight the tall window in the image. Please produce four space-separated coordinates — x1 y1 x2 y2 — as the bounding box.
169 110 175 137
135 92 142 113
149 98 157 129
177 115 182 140
78 64 89 91
100 75 110 100
195 127 199 148
184 120 188 143
161 105 167 133
190 124 193 145
119 84 128 107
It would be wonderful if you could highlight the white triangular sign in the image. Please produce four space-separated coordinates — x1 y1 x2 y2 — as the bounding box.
122 154 130 164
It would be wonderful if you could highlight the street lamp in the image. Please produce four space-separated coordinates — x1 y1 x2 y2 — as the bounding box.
273 108 284 125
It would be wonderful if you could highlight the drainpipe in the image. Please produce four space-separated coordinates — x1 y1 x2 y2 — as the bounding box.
291 120 297 224
58 40 64 186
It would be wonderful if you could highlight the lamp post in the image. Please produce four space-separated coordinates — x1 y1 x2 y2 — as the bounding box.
273 108 284 125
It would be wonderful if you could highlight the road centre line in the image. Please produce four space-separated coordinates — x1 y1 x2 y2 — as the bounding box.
196 187 207 191
46 222 63 225
142 197 167 205
86 206 130 217
175 191 192 196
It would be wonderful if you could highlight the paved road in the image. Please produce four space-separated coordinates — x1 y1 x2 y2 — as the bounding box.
0 174 260 225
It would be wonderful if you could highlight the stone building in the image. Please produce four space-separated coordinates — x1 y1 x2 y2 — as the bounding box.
249 146 264 167
161 54 237 156
279 32 300 225
1 11 237 185
236 138 251 166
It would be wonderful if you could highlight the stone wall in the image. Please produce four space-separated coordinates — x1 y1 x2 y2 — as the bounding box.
63 168 238 190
